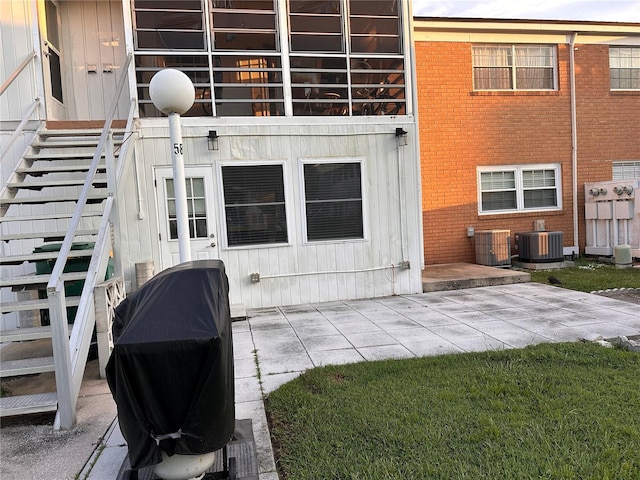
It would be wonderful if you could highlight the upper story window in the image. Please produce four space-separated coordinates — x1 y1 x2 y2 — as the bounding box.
133 0 206 50
610 46 640 90
478 165 562 214
472 44 557 91
132 0 407 117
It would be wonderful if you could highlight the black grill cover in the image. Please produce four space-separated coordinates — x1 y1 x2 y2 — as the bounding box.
106 260 235 470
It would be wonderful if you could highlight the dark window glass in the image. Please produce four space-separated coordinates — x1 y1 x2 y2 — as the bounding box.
222 165 288 246
304 162 363 241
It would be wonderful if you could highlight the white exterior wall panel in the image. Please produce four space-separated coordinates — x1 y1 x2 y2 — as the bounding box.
117 120 422 307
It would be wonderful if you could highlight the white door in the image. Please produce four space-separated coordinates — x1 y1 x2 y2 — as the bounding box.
40 0 67 120
155 166 219 269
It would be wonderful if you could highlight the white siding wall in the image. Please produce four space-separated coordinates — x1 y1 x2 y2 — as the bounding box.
117 119 423 308
62 0 129 120
0 0 41 125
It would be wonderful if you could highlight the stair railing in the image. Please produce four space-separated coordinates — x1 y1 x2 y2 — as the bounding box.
48 52 136 430
0 51 41 161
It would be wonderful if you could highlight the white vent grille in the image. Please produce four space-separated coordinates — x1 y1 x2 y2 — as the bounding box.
475 230 511 267
516 231 564 263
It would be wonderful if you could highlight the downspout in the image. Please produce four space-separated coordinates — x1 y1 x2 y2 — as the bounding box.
569 32 579 256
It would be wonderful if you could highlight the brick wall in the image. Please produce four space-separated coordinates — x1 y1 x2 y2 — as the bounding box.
416 41 640 264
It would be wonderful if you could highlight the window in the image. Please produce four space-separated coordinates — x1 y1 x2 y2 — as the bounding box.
303 161 364 241
613 161 640 180
221 164 288 247
132 0 407 117
165 177 208 239
472 45 556 91
610 47 640 90
478 165 561 214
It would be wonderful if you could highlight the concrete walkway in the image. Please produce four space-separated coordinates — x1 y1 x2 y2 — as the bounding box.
84 281 640 480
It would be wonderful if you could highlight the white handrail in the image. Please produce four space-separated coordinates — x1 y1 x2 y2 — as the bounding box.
0 99 41 160
0 51 37 95
48 52 135 429
0 51 40 161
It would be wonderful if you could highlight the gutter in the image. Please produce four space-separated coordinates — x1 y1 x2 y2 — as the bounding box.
569 32 579 256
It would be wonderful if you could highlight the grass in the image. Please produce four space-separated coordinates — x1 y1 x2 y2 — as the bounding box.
266 342 640 480
528 257 640 292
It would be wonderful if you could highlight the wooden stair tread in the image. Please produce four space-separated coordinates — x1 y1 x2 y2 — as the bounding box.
6 179 107 189
16 165 106 175
0 271 87 288
1 248 94 266
1 297 80 314
0 193 106 205
0 326 53 341
0 212 102 222
24 152 106 160
1 229 97 242
0 392 58 417
0 356 55 376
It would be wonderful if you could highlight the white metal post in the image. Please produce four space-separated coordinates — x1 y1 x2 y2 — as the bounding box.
168 112 192 263
48 280 76 429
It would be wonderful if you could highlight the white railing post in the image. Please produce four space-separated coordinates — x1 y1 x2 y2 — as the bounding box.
94 276 125 378
48 280 76 430
106 133 116 196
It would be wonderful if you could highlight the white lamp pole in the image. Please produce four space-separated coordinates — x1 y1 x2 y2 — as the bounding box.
149 69 195 263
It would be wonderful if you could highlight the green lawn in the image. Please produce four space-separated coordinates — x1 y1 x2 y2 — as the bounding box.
266 343 640 480
528 258 640 292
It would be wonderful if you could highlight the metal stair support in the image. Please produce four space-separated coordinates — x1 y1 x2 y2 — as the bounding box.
0 53 135 427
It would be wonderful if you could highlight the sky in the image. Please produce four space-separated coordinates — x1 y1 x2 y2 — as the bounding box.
412 0 640 23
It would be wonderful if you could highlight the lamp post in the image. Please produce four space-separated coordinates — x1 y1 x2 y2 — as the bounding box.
149 69 195 263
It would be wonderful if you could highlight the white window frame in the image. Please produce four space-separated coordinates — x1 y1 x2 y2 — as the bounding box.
216 160 292 250
477 164 562 215
472 44 558 91
613 161 640 180
299 158 368 244
609 46 640 91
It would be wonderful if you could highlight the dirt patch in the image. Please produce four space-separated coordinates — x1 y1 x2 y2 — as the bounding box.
593 288 640 305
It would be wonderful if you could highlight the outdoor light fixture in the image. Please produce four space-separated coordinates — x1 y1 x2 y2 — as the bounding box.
208 130 219 151
149 68 195 264
395 127 408 146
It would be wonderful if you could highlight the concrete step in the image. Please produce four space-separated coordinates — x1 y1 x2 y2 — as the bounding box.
422 263 531 292
0 356 55 377
0 326 53 342
0 392 58 417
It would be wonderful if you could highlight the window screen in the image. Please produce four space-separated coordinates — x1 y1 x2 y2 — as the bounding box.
303 162 363 241
221 165 288 246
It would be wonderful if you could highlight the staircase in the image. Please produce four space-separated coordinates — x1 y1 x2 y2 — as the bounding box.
0 126 123 420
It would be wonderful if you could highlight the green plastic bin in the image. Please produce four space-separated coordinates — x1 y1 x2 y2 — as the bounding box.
35 242 114 323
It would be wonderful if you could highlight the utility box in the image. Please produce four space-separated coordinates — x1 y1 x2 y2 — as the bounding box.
475 230 511 267
515 231 564 263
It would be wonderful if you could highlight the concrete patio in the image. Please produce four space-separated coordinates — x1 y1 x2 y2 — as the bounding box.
2 264 639 480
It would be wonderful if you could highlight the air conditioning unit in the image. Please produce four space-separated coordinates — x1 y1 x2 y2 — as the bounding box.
515 231 564 263
475 230 511 267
